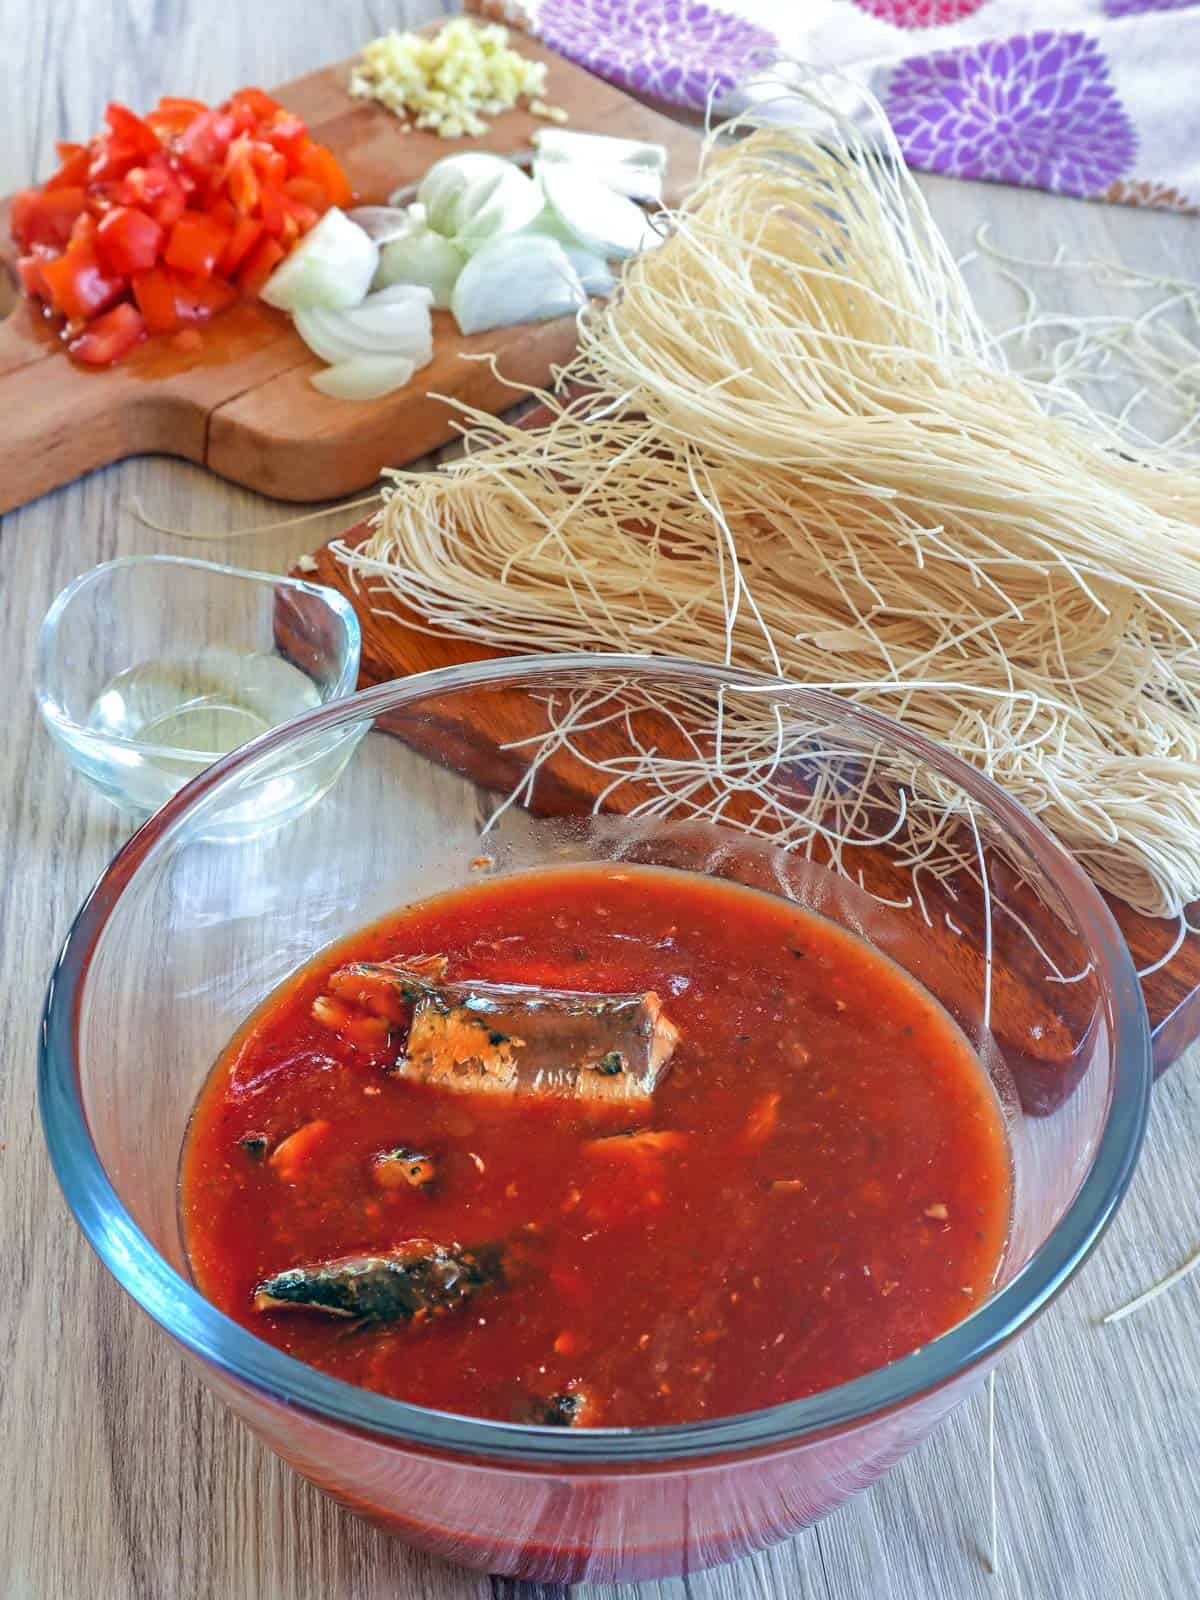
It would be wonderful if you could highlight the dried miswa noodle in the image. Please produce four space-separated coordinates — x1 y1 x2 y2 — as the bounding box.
338 69 1200 921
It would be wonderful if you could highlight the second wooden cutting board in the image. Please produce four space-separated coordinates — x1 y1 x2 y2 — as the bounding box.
0 33 700 514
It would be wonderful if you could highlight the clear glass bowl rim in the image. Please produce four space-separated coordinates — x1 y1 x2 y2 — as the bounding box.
39 652 1151 1466
36 553 363 764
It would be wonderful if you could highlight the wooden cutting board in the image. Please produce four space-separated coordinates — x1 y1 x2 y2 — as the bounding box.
286 517 1200 1112
0 34 700 515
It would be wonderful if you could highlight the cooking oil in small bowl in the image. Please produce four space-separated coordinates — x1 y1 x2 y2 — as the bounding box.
38 556 362 837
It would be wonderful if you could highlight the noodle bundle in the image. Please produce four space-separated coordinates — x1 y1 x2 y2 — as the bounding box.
339 71 1200 919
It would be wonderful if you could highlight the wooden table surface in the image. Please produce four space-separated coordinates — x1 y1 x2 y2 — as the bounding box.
2 3 1198 1597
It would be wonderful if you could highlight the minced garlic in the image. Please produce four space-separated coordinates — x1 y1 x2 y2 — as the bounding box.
349 19 565 138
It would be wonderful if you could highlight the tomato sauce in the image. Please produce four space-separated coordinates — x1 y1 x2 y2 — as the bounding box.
181 864 1011 1428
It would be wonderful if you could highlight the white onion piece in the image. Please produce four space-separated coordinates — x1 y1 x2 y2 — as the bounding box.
559 246 614 297
367 283 436 307
536 163 659 261
260 208 379 311
532 129 667 204
419 152 543 246
310 355 416 400
347 205 415 244
519 212 614 296
384 200 427 227
374 225 465 308
451 234 586 336
418 152 508 232
294 290 433 368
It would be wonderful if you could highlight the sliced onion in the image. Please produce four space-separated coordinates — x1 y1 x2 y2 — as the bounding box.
536 163 660 262
260 208 379 311
532 129 667 204
519 212 614 296
310 355 416 400
374 224 466 309
418 152 507 233
450 234 586 336
368 283 435 308
418 152 543 246
347 205 416 245
558 246 613 298
295 287 433 368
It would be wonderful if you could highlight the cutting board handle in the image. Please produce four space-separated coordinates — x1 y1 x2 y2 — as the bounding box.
0 323 217 514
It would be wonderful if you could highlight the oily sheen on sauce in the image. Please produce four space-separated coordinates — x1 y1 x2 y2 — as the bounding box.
180 864 1011 1428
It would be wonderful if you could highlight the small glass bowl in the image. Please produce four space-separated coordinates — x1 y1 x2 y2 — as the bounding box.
36 555 362 837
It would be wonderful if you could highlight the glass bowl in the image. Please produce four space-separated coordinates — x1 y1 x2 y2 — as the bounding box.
39 655 1151 1583
36 554 362 835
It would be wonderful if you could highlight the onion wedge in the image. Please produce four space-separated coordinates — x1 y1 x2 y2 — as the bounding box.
519 212 615 296
450 234 586 336
374 224 465 309
536 164 660 262
260 208 379 311
310 355 417 400
294 286 434 368
532 129 667 204
418 152 543 247
348 205 415 245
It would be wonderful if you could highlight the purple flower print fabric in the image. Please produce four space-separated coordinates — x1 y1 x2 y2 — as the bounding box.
884 31 1138 193
471 0 1200 213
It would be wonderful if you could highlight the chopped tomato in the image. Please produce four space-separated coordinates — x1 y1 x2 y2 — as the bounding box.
41 241 125 322
226 99 259 139
117 157 187 227
256 180 286 238
219 213 263 276
158 95 208 116
164 212 232 277
17 253 50 299
248 142 288 188
67 210 98 249
266 114 309 169
171 327 204 353
236 234 284 298
177 108 235 173
282 175 331 214
105 103 161 159
96 206 164 274
170 270 237 322
84 183 122 217
131 266 179 333
146 96 207 137
280 195 319 236
46 145 91 191
297 143 352 208
133 264 237 329
231 86 282 121
11 83 345 365
86 104 161 185
10 185 87 250
224 143 260 215
67 302 146 366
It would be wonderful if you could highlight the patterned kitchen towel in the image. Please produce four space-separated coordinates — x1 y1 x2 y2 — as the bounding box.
468 0 1200 213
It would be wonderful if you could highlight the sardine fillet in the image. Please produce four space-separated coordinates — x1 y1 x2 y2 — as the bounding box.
253 1237 501 1324
326 959 680 1103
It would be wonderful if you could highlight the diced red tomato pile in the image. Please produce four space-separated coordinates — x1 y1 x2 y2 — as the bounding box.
11 89 353 366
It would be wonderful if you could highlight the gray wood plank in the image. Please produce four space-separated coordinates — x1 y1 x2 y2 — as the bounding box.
1 3 1198 1598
